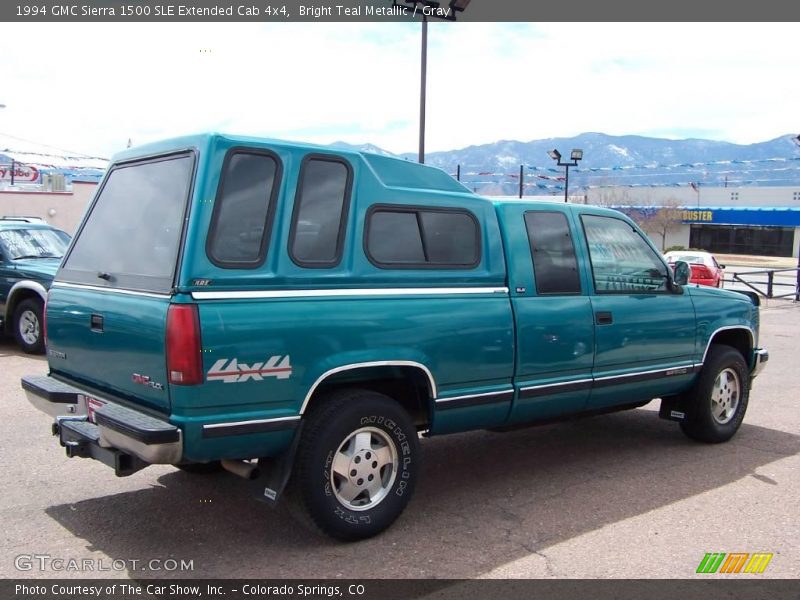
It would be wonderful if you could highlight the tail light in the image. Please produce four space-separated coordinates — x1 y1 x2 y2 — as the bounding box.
166 304 203 385
694 266 713 279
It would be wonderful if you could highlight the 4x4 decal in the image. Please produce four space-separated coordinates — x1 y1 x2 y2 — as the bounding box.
207 356 293 383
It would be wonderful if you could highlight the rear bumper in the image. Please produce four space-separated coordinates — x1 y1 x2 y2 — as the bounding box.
22 374 182 468
752 348 769 378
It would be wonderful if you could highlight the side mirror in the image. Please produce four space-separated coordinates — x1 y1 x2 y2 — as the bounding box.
673 261 691 286
718 264 726 269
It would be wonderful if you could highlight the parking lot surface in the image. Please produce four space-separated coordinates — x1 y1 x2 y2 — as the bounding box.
1 301 798 579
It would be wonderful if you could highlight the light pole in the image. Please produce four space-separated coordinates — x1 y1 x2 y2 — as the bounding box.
395 0 471 164
548 148 583 203
793 134 800 301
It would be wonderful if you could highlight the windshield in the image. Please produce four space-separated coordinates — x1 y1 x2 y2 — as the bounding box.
0 228 70 259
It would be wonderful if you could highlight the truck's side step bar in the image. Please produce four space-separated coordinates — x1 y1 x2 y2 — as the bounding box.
22 374 81 404
94 402 179 445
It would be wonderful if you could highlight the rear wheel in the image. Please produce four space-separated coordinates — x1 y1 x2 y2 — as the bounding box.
289 389 419 541
13 298 45 354
679 344 749 443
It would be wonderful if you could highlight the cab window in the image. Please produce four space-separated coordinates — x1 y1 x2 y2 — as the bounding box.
524 211 581 295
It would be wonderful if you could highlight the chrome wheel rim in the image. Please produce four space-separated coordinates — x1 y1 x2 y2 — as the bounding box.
18 310 40 346
330 426 398 511
711 367 740 425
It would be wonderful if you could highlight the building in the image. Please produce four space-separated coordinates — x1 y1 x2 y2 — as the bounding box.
0 134 106 191
496 186 800 258
583 186 800 258
0 134 106 232
0 181 98 233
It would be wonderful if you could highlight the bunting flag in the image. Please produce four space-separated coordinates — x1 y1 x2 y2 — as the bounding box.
525 155 800 174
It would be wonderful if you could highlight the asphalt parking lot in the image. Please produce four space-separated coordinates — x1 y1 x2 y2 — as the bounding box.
1 301 798 580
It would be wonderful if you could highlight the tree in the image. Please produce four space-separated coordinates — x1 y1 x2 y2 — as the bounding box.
587 187 683 251
636 197 683 251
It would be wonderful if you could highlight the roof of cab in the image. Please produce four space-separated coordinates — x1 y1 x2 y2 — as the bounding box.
111 132 476 197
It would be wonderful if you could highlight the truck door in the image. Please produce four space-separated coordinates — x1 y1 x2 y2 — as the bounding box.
578 213 697 409
506 207 594 422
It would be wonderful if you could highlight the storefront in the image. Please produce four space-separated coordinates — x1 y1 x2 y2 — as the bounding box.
681 207 800 258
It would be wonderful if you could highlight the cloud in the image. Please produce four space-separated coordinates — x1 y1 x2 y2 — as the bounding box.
0 22 797 157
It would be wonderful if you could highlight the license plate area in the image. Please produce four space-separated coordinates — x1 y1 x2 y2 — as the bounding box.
82 394 108 423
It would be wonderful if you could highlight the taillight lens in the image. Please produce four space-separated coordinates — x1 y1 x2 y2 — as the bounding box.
166 304 203 385
694 266 713 279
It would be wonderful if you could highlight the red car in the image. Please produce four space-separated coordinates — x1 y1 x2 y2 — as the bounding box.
665 251 725 288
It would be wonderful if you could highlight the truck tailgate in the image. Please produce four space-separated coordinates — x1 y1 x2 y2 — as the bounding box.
46 284 172 413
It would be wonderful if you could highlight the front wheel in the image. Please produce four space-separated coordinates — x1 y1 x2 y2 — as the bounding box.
289 389 419 541
679 344 749 443
13 298 45 354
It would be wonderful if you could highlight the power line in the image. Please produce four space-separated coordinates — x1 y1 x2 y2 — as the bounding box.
0 131 108 161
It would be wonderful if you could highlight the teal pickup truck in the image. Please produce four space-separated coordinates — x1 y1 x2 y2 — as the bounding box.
23 133 768 541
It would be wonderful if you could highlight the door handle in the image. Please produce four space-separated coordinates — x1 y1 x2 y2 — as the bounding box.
90 314 104 332
595 311 613 325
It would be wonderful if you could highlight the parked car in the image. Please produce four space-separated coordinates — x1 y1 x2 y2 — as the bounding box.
665 250 725 288
23 134 767 541
0 219 71 353
1 215 48 224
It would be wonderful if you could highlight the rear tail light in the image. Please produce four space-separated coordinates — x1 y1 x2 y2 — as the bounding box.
694 266 713 279
166 304 203 385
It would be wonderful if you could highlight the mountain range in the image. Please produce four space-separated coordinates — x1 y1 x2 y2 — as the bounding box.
331 132 800 195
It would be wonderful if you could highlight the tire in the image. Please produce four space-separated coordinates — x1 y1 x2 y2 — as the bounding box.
679 344 749 443
289 389 419 541
176 461 223 474
13 298 45 354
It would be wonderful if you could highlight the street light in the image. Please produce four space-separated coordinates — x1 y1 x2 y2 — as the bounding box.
394 0 471 163
793 134 800 301
548 148 583 203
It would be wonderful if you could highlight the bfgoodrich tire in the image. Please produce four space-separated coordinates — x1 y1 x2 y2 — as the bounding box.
13 298 45 355
290 389 419 541
680 344 749 443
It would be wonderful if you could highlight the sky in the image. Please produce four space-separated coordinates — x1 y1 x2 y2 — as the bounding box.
0 22 798 159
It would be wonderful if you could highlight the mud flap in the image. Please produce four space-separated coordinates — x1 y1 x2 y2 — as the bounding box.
251 421 304 507
659 395 692 422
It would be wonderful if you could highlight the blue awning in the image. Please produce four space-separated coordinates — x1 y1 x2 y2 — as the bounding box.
679 207 800 227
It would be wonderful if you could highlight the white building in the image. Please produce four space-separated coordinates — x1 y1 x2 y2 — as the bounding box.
498 186 800 258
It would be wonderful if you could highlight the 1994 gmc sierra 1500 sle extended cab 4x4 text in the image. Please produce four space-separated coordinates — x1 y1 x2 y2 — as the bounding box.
23 133 768 540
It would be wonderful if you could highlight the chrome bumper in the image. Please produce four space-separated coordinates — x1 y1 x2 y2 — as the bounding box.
751 348 769 378
22 374 182 466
